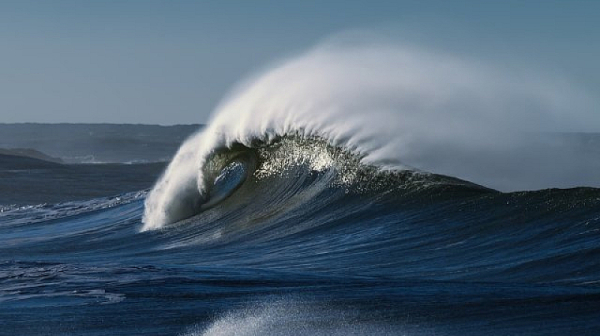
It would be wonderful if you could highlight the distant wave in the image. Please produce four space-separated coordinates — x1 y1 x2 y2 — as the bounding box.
143 40 597 230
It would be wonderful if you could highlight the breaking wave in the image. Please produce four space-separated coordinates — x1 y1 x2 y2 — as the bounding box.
143 40 597 230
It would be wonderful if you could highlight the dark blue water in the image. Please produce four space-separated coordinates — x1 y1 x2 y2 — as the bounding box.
1 139 599 336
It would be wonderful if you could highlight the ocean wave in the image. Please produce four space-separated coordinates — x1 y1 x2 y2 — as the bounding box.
143 40 597 230
142 135 488 231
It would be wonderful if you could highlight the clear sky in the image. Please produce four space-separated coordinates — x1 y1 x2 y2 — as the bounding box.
0 0 598 125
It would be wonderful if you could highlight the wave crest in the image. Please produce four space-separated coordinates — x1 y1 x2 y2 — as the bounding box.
142 40 594 231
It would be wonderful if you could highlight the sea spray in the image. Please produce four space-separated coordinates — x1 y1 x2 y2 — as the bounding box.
143 40 597 230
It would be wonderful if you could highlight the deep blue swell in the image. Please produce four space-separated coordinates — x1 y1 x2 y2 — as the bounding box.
0 158 599 336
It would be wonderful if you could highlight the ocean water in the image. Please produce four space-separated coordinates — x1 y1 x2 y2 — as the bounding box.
2 43 600 335
1 135 599 336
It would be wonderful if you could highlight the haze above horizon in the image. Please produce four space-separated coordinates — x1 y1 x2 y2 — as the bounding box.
1 0 598 126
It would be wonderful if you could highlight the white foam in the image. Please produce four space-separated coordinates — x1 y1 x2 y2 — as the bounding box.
181 298 409 336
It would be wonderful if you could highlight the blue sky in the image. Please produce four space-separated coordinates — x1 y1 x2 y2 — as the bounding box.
0 0 598 125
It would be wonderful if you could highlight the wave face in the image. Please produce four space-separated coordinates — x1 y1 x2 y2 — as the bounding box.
142 134 473 231
139 134 600 285
143 42 599 230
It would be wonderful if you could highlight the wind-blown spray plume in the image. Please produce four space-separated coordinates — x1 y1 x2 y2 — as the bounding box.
142 41 596 231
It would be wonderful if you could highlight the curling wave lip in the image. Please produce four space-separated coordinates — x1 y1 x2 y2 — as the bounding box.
201 153 255 210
